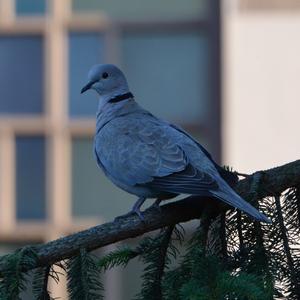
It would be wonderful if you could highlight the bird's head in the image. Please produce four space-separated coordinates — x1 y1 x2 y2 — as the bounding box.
81 64 130 97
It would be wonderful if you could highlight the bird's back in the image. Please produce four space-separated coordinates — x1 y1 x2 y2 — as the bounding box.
94 102 218 186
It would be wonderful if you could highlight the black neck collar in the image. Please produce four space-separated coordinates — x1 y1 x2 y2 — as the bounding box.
108 92 134 104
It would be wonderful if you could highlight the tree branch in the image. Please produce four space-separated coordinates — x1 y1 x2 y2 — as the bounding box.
1 159 300 275
236 159 300 199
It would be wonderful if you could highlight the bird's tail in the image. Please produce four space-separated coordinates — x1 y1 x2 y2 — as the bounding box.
211 188 271 223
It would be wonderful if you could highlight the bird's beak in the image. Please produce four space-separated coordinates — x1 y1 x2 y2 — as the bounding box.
81 80 96 94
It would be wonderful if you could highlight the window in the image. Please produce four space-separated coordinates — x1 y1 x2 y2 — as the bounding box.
69 32 105 117
72 0 208 21
16 136 46 220
0 0 220 298
16 0 46 15
0 36 44 114
121 31 209 123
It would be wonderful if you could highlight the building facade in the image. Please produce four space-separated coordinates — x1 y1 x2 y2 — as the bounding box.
1 0 299 298
0 0 220 298
223 0 300 173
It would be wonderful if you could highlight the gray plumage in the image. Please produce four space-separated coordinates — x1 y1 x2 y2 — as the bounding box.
81 64 270 223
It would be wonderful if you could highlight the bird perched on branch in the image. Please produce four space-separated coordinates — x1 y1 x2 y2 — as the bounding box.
81 64 270 223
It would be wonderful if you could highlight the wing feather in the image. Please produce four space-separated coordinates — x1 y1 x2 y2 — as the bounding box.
145 164 218 194
95 116 218 193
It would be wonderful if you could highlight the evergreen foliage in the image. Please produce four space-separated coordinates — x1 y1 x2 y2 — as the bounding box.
66 248 104 300
32 265 62 300
98 246 139 271
162 218 269 300
226 187 300 299
134 226 175 300
0 247 37 299
0 167 299 299
178 262 268 300
32 266 51 300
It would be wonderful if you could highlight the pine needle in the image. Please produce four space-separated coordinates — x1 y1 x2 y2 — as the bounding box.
98 246 139 271
32 266 51 300
0 246 38 300
134 225 175 300
66 248 103 300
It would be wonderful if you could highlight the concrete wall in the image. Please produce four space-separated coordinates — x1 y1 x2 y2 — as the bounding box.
222 2 300 173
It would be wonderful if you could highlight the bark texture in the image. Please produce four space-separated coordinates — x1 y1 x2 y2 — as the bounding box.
0 159 299 275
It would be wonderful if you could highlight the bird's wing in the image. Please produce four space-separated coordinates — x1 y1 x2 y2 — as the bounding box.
95 116 218 193
144 163 218 195
169 123 238 187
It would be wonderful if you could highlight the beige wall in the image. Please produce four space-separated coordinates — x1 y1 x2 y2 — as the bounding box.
222 3 300 173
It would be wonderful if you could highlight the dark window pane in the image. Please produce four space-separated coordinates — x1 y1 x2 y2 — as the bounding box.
0 36 44 114
16 0 46 15
72 138 133 220
69 32 104 117
121 32 210 124
72 0 208 21
16 136 46 220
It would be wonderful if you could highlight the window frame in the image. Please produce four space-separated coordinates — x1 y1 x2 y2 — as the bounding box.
0 1 221 296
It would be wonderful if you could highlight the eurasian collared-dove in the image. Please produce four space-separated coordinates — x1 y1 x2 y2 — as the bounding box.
81 64 270 223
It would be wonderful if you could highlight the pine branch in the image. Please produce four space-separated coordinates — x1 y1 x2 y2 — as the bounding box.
165 222 271 300
0 247 38 299
236 160 300 201
0 160 299 275
66 248 103 300
0 196 214 276
32 266 51 300
296 186 300 228
135 226 175 300
274 194 300 297
274 195 295 274
219 212 227 259
98 247 139 271
163 219 211 299
206 214 225 257
236 211 245 254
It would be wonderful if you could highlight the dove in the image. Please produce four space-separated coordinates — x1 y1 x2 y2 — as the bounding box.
81 64 270 223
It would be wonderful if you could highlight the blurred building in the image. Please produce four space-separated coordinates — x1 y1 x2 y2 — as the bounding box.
223 0 300 173
0 0 299 298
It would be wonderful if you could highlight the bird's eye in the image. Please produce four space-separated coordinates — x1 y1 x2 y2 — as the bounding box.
102 72 109 79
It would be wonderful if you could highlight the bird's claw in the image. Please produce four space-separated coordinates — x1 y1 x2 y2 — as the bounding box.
114 208 145 222
149 199 162 213
135 209 145 222
114 197 148 222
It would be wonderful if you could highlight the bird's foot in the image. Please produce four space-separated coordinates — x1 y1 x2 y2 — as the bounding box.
149 199 162 213
114 197 147 222
115 208 145 222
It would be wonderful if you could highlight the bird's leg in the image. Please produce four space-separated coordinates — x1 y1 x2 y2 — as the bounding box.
131 197 147 220
149 198 162 212
115 197 147 222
